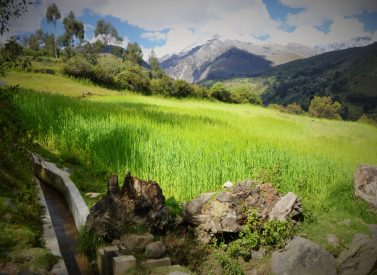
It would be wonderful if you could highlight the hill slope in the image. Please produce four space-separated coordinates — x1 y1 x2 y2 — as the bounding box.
259 42 377 119
160 38 318 83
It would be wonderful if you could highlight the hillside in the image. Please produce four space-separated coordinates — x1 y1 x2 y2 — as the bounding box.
259 42 377 120
160 38 318 83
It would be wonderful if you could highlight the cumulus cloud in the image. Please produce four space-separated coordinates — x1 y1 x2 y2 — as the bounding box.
2 0 377 57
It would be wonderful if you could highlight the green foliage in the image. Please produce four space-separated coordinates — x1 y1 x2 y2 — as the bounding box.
1 39 31 76
94 19 121 45
225 213 293 260
214 252 245 275
60 11 84 48
124 42 143 66
0 0 32 35
46 3 61 26
165 197 183 217
92 55 124 87
171 79 194 98
210 83 233 102
149 50 163 79
115 64 150 94
285 102 304 114
309 96 342 119
77 227 104 268
63 55 93 79
230 84 262 105
150 77 174 96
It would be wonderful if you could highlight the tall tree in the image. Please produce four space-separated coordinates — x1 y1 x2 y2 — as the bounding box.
148 50 163 79
124 42 143 66
46 3 61 58
0 0 33 35
94 19 121 46
60 11 84 48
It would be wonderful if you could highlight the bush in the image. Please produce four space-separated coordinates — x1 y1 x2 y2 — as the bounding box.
308 96 342 119
171 79 194 98
268 103 285 112
63 55 93 79
115 65 150 94
231 84 262 105
77 227 104 269
150 77 174 96
92 55 124 87
285 102 304 114
210 83 233 102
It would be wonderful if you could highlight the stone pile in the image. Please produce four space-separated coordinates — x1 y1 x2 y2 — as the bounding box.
183 180 302 243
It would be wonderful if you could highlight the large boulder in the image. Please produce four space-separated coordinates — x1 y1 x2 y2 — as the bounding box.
184 180 302 243
337 234 377 275
271 236 337 275
269 192 302 222
354 164 377 208
85 173 172 241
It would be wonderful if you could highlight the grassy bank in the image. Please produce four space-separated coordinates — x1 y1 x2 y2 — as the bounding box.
4 71 377 249
0 87 57 273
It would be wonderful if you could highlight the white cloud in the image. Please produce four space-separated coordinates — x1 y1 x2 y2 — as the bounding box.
141 31 167 42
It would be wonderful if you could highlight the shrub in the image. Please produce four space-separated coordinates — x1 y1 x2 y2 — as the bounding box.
231 84 262 105
77 227 104 269
210 83 233 102
268 103 286 112
115 65 150 94
285 102 304 114
92 55 124 87
63 55 93 79
150 77 174 96
308 96 342 119
171 79 194 98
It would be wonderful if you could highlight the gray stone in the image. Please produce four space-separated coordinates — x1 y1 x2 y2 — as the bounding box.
337 234 377 275
111 239 121 246
152 265 191 275
184 192 215 224
121 233 154 252
145 241 166 258
327 234 340 248
251 248 266 260
223 181 233 189
0 80 6 87
96 248 104 275
368 224 377 239
271 236 336 275
113 255 136 275
143 257 171 268
103 246 119 275
269 192 298 221
354 164 377 207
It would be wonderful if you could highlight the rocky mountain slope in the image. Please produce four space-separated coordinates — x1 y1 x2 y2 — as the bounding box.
160 38 319 83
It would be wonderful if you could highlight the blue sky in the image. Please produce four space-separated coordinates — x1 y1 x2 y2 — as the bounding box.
4 0 377 57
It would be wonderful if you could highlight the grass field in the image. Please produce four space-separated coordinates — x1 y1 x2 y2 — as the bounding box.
4 71 377 249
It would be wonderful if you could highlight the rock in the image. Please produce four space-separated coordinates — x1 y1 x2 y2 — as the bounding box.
223 181 233 189
121 233 154 253
111 239 121 246
337 234 377 275
269 192 301 221
113 255 136 275
184 180 284 243
103 246 119 275
145 241 166 258
354 164 377 208
340 219 352 226
85 173 172 241
85 192 101 199
0 80 7 87
142 257 171 269
151 265 190 275
251 248 266 260
271 236 337 275
368 224 377 239
327 234 340 248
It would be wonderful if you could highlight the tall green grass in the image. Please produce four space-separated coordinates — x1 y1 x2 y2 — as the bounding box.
11 85 377 244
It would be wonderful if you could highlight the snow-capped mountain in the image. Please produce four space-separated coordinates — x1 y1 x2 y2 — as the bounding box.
159 38 319 83
314 36 377 53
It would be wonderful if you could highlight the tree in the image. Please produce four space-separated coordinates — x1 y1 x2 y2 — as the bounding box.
308 96 342 119
46 3 61 58
124 42 143 65
94 19 121 46
60 11 84 48
210 82 233 102
0 0 32 35
148 50 163 79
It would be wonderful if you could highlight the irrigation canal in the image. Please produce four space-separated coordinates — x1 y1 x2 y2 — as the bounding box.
41 182 90 275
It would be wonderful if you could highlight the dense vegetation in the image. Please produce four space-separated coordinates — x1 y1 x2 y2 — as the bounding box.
0 87 56 273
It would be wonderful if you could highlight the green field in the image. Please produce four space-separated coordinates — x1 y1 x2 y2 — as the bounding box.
4 71 377 248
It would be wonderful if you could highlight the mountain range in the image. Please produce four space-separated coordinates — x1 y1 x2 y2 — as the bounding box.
159 38 319 83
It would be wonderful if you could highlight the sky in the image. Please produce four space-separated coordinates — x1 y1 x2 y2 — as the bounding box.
3 0 377 58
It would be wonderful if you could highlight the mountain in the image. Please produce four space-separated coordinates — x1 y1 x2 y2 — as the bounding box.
259 42 377 119
314 36 376 53
160 38 319 83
